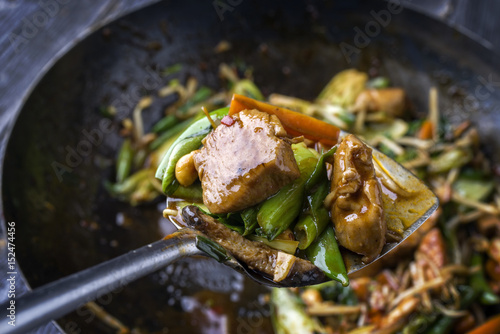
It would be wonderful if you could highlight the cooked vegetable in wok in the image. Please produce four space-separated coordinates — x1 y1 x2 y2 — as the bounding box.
107 66 500 333
152 79 434 285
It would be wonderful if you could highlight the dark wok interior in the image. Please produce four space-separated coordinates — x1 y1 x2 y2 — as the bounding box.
3 0 500 332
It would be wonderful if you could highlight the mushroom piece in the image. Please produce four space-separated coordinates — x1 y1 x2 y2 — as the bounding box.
182 205 326 286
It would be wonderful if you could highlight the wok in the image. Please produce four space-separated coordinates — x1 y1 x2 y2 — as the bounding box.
2 0 500 333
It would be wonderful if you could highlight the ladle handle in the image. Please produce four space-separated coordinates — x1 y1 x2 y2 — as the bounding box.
0 230 202 334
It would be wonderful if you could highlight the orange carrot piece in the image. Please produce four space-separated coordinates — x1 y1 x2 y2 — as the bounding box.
467 314 500 334
229 94 340 145
418 119 434 140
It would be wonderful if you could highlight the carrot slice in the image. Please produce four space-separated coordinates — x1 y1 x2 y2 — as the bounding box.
467 314 500 334
417 119 434 140
229 94 340 146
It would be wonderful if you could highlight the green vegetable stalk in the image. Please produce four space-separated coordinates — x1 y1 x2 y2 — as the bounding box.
304 145 336 192
240 206 259 236
257 143 318 240
149 118 192 151
116 138 134 183
294 181 330 250
305 226 349 286
428 148 472 174
171 183 203 201
155 107 229 195
294 145 337 249
270 288 323 334
424 285 476 334
152 114 179 133
470 253 500 305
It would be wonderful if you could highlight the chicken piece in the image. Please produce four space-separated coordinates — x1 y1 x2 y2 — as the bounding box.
328 134 385 263
193 109 300 214
352 88 406 117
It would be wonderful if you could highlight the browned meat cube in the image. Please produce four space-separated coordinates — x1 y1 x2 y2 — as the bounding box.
193 109 300 214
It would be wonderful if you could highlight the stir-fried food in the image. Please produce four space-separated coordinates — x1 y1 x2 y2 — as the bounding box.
327 134 385 264
107 65 500 334
154 86 427 284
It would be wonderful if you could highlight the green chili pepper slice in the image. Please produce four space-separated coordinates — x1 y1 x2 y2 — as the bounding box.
470 253 500 305
305 225 348 286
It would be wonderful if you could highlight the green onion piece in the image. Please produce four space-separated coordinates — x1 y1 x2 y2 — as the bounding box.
195 236 230 262
240 206 259 236
305 145 336 192
177 86 213 116
116 138 134 183
149 118 192 151
152 114 179 133
424 285 477 334
453 176 494 202
470 253 500 305
231 79 264 101
294 181 331 250
257 143 318 240
270 288 324 334
106 169 150 197
428 148 472 174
